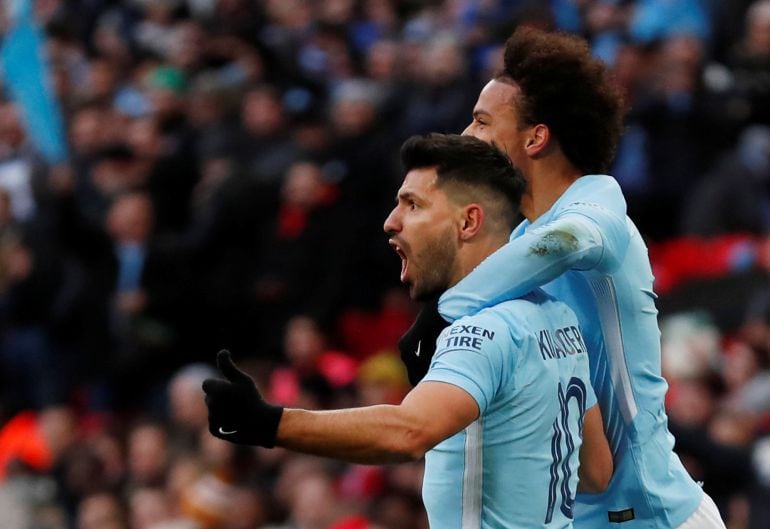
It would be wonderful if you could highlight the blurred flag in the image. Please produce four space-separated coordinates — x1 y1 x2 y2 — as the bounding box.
0 0 67 163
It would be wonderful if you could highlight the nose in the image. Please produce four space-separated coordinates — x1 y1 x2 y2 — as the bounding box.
461 121 474 136
383 206 401 235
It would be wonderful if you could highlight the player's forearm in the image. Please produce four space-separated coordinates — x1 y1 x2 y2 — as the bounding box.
275 406 430 464
577 405 613 492
439 216 603 321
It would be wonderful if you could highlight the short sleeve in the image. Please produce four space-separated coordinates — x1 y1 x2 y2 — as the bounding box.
421 314 513 415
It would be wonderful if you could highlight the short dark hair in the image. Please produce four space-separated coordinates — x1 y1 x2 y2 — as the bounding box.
501 27 625 174
400 133 525 232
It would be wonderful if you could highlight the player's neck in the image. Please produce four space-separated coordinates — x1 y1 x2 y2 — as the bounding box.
521 157 582 222
451 235 508 288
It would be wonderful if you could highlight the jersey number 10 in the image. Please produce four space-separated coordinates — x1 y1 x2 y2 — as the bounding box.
545 377 587 524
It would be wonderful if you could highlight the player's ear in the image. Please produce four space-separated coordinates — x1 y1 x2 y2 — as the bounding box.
459 204 484 240
525 123 550 156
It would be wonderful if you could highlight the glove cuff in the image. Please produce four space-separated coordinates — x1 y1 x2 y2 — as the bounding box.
258 403 284 448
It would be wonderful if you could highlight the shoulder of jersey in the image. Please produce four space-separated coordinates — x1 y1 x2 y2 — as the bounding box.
438 309 513 353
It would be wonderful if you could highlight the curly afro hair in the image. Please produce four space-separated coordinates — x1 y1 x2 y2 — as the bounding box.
502 27 626 174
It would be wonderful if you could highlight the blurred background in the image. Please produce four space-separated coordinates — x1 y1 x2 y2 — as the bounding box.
0 0 769 528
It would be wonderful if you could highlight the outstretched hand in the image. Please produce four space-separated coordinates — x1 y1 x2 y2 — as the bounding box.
202 350 284 447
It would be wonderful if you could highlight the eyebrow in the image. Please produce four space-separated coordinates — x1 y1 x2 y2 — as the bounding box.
395 190 422 204
396 190 414 201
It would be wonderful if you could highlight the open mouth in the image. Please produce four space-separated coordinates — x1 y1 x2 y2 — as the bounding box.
389 239 409 283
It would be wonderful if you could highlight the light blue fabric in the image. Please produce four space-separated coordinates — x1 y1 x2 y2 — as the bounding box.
440 175 704 528
423 289 594 528
115 242 146 292
629 0 711 43
1 0 68 163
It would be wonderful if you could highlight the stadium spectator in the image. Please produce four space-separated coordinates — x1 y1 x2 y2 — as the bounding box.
681 125 770 236
0 1 768 526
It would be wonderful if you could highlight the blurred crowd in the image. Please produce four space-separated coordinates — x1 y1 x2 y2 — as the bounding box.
0 0 770 528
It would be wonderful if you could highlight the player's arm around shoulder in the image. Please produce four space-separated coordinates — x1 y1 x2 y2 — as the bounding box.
438 216 608 321
578 404 613 493
554 199 631 273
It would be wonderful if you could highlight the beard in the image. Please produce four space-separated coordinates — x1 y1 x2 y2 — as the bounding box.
407 226 457 302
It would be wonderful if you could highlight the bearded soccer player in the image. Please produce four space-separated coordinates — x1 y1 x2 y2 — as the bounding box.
399 28 726 529
203 133 612 528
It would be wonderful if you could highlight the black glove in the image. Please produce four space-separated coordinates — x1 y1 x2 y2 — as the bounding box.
398 297 450 386
202 350 284 447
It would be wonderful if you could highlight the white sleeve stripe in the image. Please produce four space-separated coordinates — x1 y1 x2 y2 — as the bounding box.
461 418 484 529
589 277 638 424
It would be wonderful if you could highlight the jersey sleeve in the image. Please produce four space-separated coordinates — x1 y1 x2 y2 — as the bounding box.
559 200 631 275
421 314 514 415
439 205 630 322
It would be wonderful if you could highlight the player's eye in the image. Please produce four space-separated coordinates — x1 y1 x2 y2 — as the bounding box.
409 200 417 210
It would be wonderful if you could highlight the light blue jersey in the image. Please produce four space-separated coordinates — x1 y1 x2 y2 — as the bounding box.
439 175 703 528
422 289 595 529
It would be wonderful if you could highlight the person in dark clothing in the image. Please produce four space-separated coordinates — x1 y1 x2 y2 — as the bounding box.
681 125 770 236
53 188 193 411
0 188 64 413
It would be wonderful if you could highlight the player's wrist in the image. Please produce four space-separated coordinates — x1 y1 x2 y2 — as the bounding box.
245 400 284 448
